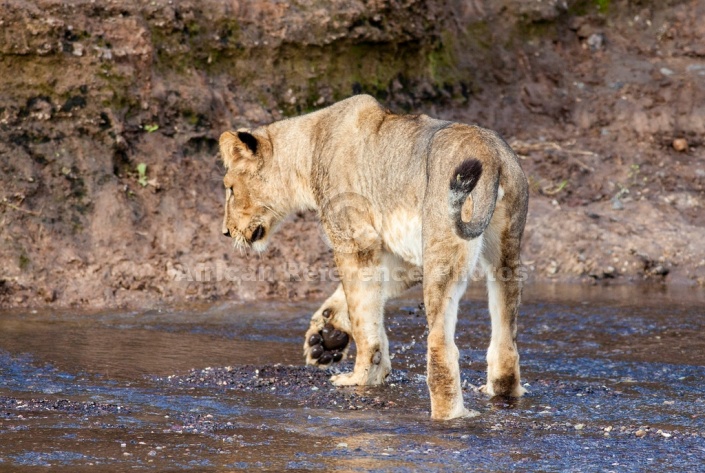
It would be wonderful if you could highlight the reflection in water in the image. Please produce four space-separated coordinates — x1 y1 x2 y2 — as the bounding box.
0 319 302 379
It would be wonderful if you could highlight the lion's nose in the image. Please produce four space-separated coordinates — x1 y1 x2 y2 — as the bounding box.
223 229 231 238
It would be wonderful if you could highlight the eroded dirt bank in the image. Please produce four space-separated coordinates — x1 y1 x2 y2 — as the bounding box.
1 0 704 308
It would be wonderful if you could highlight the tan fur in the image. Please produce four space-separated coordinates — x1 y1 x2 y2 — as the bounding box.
219 95 529 420
461 195 474 223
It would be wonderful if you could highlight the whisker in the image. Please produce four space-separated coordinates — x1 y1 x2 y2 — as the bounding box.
230 230 250 255
261 204 285 220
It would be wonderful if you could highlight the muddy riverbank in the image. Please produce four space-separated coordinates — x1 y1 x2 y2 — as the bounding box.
1 0 705 309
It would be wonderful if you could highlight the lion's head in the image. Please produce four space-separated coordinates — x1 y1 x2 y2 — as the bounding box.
219 129 282 253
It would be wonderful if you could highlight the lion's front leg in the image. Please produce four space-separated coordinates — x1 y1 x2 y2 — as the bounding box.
329 251 390 387
303 283 352 367
304 253 422 369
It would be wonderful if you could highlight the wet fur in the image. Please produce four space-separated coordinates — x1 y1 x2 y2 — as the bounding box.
219 95 529 420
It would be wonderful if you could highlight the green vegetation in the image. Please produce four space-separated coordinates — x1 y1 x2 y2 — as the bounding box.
553 180 569 194
137 163 148 187
570 0 611 15
542 179 569 196
427 31 458 87
595 0 610 14
143 10 477 114
18 253 30 271
628 163 641 185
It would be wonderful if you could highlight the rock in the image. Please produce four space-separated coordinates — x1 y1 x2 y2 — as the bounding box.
516 0 563 22
635 430 647 438
546 260 559 275
576 23 596 39
672 138 688 152
586 33 605 51
649 265 669 276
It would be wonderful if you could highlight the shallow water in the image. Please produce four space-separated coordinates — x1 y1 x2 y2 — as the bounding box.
0 285 704 472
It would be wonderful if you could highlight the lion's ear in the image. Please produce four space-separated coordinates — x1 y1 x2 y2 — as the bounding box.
236 131 258 155
219 130 260 168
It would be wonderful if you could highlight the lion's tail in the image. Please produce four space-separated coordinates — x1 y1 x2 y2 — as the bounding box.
449 158 499 240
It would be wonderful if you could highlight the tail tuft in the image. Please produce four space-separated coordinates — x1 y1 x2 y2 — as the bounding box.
449 158 498 240
450 159 483 194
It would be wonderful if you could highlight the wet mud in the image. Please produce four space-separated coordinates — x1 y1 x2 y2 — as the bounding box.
0 286 704 471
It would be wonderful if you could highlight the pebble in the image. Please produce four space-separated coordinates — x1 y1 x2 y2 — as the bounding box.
587 33 604 51
337 442 348 448
672 138 688 152
574 423 585 430
635 430 647 438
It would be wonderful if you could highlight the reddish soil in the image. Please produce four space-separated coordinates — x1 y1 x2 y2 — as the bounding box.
1 0 703 308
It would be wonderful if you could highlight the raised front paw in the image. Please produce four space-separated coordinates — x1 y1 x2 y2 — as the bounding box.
305 322 351 367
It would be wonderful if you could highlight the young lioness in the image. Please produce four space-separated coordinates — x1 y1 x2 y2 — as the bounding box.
220 95 528 420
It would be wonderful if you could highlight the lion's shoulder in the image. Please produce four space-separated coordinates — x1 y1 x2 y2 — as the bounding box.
337 94 384 110
330 94 387 120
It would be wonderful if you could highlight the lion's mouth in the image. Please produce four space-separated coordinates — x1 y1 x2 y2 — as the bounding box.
250 225 265 243
226 222 270 253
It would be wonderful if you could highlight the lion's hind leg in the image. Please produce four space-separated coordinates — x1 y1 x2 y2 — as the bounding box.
478 198 527 398
423 235 482 420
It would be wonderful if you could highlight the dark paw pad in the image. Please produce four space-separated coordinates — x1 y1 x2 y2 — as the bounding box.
308 322 349 365
321 324 349 351
310 344 324 359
